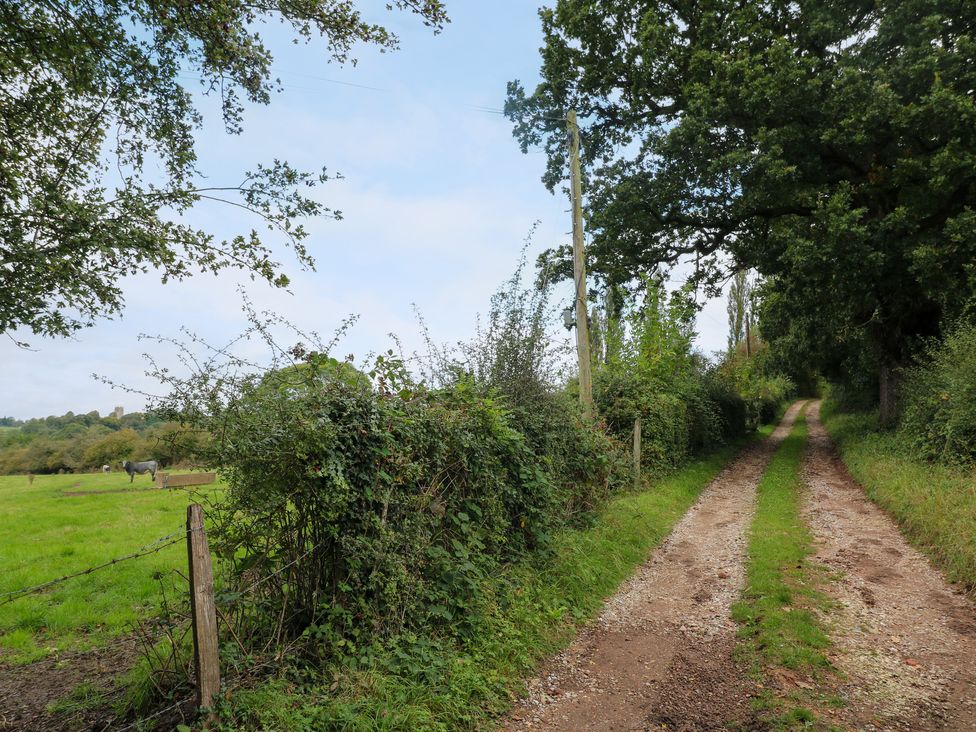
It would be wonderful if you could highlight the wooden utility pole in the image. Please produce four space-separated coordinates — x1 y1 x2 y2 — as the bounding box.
567 109 594 420
186 504 220 714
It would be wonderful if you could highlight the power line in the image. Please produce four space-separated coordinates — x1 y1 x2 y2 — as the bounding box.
176 68 569 125
271 67 390 93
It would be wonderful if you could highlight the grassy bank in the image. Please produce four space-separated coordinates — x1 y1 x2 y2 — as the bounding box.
221 428 778 731
0 471 221 662
732 407 835 729
821 400 976 596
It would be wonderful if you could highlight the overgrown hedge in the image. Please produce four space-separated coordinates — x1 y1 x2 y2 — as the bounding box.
157 352 619 664
594 369 727 473
594 364 790 475
899 322 976 465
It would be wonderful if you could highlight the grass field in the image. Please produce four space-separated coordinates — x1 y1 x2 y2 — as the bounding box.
0 471 222 663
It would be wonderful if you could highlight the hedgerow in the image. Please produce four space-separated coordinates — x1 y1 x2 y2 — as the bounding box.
147 262 620 670
592 278 762 474
165 352 578 657
135 260 791 718
899 321 976 465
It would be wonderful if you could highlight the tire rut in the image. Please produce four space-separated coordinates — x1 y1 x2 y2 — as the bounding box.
803 401 976 731
499 401 807 731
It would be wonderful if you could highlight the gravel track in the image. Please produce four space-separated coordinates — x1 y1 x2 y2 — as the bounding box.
803 401 976 731
500 402 807 731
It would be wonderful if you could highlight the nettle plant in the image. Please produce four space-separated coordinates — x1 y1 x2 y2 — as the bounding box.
147 308 563 661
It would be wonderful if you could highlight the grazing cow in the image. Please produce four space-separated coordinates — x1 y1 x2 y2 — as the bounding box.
102 464 110 473
121 460 158 483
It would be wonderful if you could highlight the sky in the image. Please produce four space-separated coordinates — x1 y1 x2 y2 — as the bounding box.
0 2 731 420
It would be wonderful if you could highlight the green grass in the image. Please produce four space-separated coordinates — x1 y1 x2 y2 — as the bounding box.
732 408 835 730
0 471 221 662
220 428 780 731
821 399 976 596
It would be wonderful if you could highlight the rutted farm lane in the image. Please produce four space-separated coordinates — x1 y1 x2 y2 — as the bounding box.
803 401 976 730
501 400 976 732
501 402 807 731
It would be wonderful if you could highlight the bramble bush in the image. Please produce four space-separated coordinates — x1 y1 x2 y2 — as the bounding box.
899 322 976 465
154 345 567 660
149 255 621 668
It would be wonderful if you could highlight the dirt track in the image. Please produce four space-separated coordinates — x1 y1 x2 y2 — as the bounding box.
501 401 808 731
501 401 976 731
803 401 976 731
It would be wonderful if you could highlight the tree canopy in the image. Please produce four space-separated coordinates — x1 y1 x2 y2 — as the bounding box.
0 0 447 338
507 0 976 421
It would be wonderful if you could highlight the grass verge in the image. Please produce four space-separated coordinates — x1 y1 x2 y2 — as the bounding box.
219 427 778 731
821 399 976 597
732 407 837 730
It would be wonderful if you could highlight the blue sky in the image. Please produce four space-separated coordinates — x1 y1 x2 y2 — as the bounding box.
1 2 730 419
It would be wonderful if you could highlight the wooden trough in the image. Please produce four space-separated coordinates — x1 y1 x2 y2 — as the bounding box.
155 472 217 489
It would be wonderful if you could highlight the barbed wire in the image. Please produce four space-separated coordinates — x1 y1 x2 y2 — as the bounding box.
2 519 329 732
109 698 189 732
0 526 199 606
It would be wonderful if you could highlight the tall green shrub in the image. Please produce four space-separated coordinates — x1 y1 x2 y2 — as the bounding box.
593 279 729 473
154 349 562 658
421 243 620 517
900 323 976 465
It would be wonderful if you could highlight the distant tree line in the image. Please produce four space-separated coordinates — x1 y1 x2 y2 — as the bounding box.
0 410 205 474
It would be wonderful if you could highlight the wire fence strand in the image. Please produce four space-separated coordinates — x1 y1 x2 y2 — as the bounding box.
109 698 189 732
0 526 199 606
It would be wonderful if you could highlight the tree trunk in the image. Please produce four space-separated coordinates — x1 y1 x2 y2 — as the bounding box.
879 360 900 429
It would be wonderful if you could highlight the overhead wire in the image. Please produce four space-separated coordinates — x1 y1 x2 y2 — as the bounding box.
176 67 571 125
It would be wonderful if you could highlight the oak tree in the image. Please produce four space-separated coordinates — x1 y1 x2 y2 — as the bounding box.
507 0 976 424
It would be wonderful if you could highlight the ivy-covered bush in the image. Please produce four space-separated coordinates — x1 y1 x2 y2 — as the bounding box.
161 351 577 656
899 322 976 465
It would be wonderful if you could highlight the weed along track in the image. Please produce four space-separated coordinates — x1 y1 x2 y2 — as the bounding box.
501 401 807 731
802 401 976 731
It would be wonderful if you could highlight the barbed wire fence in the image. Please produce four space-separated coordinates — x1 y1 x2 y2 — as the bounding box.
1 506 327 731
0 527 194 606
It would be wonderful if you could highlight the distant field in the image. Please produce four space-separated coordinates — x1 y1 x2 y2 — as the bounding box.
0 471 223 663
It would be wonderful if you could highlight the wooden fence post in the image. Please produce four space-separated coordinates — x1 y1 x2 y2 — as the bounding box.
186 504 220 714
633 417 642 489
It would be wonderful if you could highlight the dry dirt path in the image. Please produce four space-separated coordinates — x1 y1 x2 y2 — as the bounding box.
500 401 808 732
803 401 976 731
